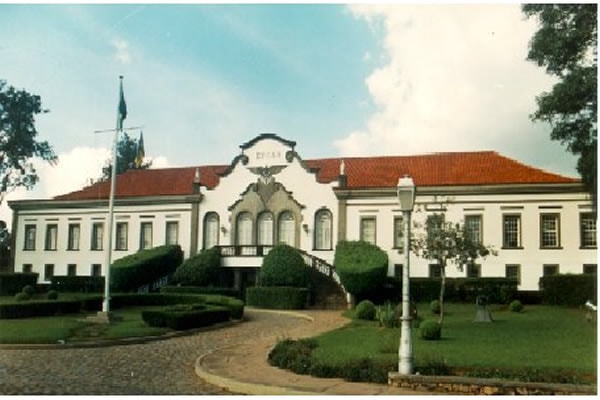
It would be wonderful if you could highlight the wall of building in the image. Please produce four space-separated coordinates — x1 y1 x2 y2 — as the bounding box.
13 201 194 282
343 190 596 290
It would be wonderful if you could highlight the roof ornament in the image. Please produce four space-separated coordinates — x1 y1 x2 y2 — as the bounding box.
192 167 202 194
340 159 345 176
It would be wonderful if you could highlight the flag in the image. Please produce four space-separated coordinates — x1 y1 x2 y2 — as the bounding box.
117 76 127 131
135 131 145 168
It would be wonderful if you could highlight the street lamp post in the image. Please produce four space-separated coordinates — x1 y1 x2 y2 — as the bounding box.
397 174 416 375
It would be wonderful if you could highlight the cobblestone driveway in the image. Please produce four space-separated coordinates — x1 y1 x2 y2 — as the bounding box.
0 310 309 395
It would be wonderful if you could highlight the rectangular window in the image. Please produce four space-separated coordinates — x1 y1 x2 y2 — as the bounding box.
540 214 560 248
67 264 77 276
583 264 597 274
360 217 376 245
24 225 36 250
67 223 80 250
543 264 559 276
503 214 521 249
22 264 33 273
44 264 54 281
465 215 483 244
45 224 58 250
91 264 102 277
505 264 521 284
140 222 153 250
165 221 179 245
115 222 128 250
467 264 481 278
393 216 404 251
429 264 442 278
580 213 597 248
91 222 104 250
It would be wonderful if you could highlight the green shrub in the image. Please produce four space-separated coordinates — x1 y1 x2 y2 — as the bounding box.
0 273 39 296
50 276 104 293
14 292 31 301
509 299 523 312
376 302 400 328
171 247 221 286
111 244 183 292
246 286 309 309
259 244 308 287
47 290 59 300
420 319 442 340
540 274 597 306
334 241 388 297
355 300 376 320
430 299 441 314
268 338 318 375
21 285 35 296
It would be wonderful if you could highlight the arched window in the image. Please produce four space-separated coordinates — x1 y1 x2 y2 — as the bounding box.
204 212 219 249
314 209 332 250
236 212 253 246
278 211 295 246
257 212 274 246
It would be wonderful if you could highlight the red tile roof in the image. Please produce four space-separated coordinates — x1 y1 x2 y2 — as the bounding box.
54 151 578 201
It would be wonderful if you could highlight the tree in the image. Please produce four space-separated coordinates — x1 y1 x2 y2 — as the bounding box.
523 4 597 207
99 132 151 181
411 213 495 326
0 80 57 205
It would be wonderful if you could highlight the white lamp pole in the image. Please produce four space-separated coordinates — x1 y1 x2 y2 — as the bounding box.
397 174 415 375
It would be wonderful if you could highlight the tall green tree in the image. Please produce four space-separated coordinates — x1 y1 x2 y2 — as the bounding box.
100 132 151 181
411 213 495 326
0 80 57 205
523 4 597 207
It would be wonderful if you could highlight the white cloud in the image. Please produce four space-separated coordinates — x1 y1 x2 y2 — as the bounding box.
0 146 171 227
113 39 132 64
335 4 574 176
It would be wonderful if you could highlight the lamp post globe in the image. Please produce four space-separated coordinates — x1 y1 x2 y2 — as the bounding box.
397 174 415 375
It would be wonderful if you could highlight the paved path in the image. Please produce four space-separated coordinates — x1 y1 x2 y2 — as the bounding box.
0 309 312 395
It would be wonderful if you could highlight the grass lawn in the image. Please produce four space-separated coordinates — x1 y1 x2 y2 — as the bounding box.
0 295 171 344
311 303 597 380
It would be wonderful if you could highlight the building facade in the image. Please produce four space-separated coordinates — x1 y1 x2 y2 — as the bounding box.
9 134 597 291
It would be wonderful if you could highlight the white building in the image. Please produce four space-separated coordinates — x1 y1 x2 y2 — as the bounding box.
8 133 597 292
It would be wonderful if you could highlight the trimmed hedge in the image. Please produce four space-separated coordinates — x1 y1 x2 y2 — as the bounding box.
0 273 39 296
160 285 241 299
334 241 388 296
171 247 221 286
539 274 597 306
411 277 518 304
0 299 85 319
246 286 309 309
0 292 243 320
111 245 183 291
142 304 230 330
50 276 104 293
259 244 309 288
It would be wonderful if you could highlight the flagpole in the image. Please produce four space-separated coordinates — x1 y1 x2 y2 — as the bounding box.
102 75 126 314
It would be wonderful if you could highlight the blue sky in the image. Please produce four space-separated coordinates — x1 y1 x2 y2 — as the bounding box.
0 2 581 222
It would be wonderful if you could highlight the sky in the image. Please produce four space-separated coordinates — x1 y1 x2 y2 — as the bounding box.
0 2 583 224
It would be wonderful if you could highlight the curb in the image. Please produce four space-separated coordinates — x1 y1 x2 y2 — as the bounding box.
195 347 316 395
